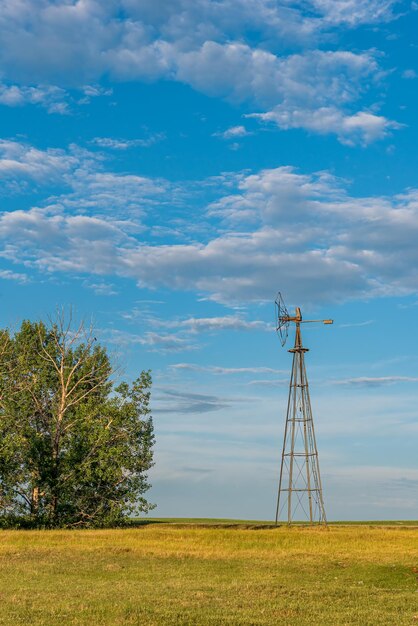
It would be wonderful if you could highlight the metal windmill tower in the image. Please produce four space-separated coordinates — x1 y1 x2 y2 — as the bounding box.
274 293 333 526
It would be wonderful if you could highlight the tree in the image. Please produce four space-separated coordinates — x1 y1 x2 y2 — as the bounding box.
0 313 155 527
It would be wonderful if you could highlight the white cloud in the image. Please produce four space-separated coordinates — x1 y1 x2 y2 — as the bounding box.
0 268 29 283
0 209 367 304
214 125 251 140
82 280 117 296
0 1 401 142
306 0 399 26
0 139 174 219
123 41 396 144
63 170 171 217
0 83 69 113
3 157 418 306
0 206 132 277
178 46 378 106
251 108 399 146
174 44 393 144
0 0 314 87
0 140 78 183
0 82 112 114
402 69 417 79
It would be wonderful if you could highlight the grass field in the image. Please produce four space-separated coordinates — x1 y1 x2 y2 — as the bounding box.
1 520 418 625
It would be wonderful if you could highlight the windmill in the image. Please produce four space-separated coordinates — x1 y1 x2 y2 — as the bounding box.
275 293 333 525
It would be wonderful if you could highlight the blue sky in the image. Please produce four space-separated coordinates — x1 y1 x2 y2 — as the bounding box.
0 0 418 520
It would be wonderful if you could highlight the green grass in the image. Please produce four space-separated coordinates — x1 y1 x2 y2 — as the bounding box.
135 517 418 527
1 521 418 625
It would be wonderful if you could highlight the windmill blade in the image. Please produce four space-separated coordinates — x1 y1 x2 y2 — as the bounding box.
275 292 290 347
277 319 289 347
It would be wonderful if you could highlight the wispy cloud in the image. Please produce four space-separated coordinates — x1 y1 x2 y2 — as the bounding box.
339 320 374 328
171 363 286 375
0 268 29 283
332 376 418 387
91 134 165 150
155 316 271 333
154 389 229 414
102 329 197 353
153 387 249 414
246 379 288 387
314 0 399 25
82 280 118 296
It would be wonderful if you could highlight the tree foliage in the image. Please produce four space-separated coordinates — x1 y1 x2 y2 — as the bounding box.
0 314 154 528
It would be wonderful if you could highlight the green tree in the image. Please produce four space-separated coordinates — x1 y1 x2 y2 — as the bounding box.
0 314 155 527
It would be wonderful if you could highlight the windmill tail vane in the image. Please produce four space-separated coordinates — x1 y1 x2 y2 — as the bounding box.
274 292 333 526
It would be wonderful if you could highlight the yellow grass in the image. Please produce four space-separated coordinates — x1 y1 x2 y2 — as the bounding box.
1 523 418 625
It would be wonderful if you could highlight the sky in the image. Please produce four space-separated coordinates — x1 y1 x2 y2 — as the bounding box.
0 0 418 521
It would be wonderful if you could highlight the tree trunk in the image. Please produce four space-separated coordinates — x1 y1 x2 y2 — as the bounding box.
31 485 39 517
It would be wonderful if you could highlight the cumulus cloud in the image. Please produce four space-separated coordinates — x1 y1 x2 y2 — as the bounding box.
0 82 112 114
0 139 78 183
0 83 69 113
0 139 174 220
0 0 399 84
64 171 171 217
174 44 394 144
305 0 399 26
0 0 401 142
250 108 399 146
3 156 418 306
178 46 378 106
0 206 132 276
0 0 314 88
0 215 363 303
214 125 251 140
